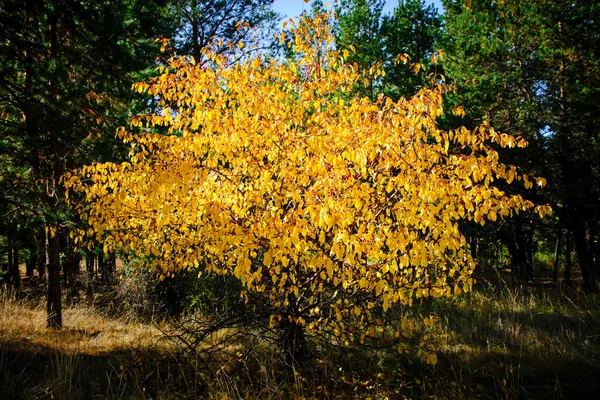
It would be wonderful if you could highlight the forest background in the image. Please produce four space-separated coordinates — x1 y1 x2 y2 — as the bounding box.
1 0 599 399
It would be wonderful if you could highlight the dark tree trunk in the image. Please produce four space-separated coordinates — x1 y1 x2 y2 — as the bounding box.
469 233 478 259
553 228 563 283
63 235 72 288
37 231 46 279
523 222 534 283
46 226 62 329
572 222 597 291
564 232 572 283
86 255 94 304
281 320 308 368
503 219 534 284
504 234 520 281
64 235 80 302
42 7 63 329
517 219 534 283
98 252 105 281
191 17 201 64
7 222 21 299
281 294 308 367
26 248 37 277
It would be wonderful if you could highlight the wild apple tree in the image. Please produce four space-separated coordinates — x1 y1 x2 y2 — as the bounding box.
64 12 549 363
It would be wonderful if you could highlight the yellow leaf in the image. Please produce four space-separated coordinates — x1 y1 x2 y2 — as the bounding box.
65 10 548 351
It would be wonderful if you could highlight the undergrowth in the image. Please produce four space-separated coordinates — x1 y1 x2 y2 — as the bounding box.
1 281 599 399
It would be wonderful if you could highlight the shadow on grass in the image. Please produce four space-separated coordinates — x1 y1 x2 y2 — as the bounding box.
425 287 600 400
0 340 204 400
2 281 599 399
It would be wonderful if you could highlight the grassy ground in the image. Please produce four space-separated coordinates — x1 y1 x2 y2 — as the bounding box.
1 272 599 399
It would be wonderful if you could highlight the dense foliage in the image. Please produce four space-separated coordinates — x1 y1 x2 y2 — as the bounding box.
0 0 174 325
2 0 597 367
441 0 600 288
335 0 442 99
64 10 549 362
0 0 278 327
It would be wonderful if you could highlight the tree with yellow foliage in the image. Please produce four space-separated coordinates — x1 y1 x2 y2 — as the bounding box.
64 11 549 363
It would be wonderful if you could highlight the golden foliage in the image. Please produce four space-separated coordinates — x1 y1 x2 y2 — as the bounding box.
64 11 550 361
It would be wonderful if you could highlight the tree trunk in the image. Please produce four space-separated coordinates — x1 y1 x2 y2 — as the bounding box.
281 294 308 367
522 221 534 283
469 233 478 259
46 226 62 329
192 17 201 64
26 248 37 277
37 230 46 279
7 222 21 299
572 220 596 291
504 233 520 282
98 252 106 282
281 320 308 368
553 228 563 283
63 234 72 288
503 219 534 284
564 232 572 283
64 234 79 302
86 254 94 304
42 7 63 329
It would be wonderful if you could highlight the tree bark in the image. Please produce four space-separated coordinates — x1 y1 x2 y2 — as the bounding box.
7 222 21 299
281 294 308 367
572 221 597 291
64 234 79 302
469 233 478 259
564 232 572 283
504 233 520 282
44 11 64 329
37 230 46 279
281 320 308 368
98 252 105 282
46 226 62 329
503 218 534 284
86 254 94 304
552 228 563 283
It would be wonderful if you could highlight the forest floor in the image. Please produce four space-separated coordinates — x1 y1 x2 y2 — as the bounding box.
1 266 599 399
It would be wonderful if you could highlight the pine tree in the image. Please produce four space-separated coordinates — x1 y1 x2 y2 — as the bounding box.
0 0 173 327
441 0 600 288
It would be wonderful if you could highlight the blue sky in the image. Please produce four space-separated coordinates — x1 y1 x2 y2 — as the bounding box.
272 0 444 20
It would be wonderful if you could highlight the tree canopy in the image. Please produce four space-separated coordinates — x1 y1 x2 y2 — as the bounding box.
0 0 175 325
441 0 600 288
65 10 549 361
0 0 281 327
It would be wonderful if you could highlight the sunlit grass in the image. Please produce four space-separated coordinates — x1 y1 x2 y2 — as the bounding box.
0 294 166 356
430 285 600 398
1 282 599 399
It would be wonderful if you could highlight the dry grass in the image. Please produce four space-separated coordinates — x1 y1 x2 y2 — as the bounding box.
0 294 166 356
1 279 600 399
422 285 600 399
0 292 176 400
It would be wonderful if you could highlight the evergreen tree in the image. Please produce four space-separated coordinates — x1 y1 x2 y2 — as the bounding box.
334 0 442 100
0 0 280 326
170 0 278 61
335 0 385 98
441 0 600 288
381 0 442 100
0 0 173 327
